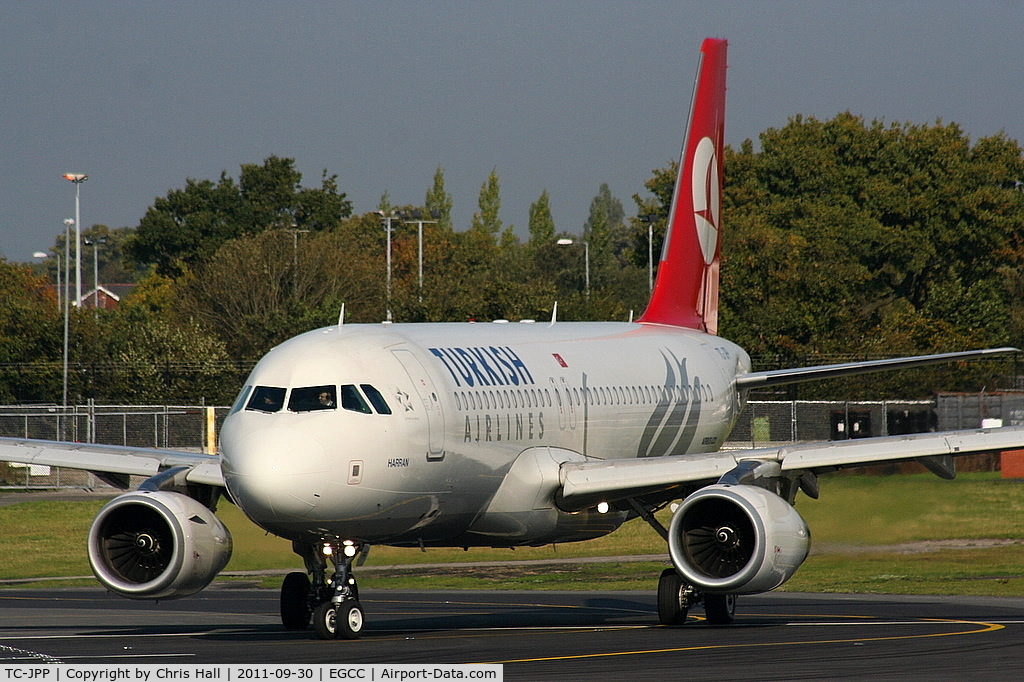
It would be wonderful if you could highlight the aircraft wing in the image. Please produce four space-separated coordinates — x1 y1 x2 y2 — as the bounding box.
558 425 1024 511
737 346 1015 387
0 437 223 488
735 347 1018 390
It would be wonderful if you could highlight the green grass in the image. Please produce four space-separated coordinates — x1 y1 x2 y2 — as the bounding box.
784 545 1024 597
3 472 1024 595
796 473 1024 544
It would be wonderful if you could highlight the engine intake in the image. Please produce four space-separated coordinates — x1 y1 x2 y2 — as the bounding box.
88 490 232 600
668 484 810 594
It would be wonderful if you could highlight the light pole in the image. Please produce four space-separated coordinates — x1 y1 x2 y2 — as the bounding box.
83 235 107 311
376 211 398 321
400 209 439 302
61 219 73 433
280 224 309 297
557 238 590 298
638 214 659 293
62 173 88 306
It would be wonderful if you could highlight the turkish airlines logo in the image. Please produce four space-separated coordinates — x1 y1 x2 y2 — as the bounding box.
636 348 702 458
692 136 719 265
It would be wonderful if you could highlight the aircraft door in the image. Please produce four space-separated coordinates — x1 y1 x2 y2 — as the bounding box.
392 349 446 460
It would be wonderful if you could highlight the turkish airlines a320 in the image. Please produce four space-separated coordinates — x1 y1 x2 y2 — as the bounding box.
2 38 1021 640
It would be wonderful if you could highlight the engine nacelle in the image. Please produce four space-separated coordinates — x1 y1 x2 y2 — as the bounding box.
87 490 233 600
668 484 810 594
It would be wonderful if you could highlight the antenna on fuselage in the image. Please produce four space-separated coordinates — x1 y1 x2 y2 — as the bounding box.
548 301 558 327
338 303 345 328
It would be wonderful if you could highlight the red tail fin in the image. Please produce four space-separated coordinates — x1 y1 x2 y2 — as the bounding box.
638 38 727 333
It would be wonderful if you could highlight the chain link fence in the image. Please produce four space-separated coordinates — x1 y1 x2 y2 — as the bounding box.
726 400 937 446
0 403 229 489
3 392 1022 488
727 393 1024 449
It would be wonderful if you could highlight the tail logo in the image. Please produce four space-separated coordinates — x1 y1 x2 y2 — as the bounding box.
636 348 702 458
692 136 719 265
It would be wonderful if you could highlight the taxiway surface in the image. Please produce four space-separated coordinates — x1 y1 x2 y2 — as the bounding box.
2 588 1023 680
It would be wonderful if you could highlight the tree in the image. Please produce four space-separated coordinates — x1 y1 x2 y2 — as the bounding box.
0 260 61 402
6 112 1016 406
35 224 144 294
425 166 454 231
469 168 502 243
125 156 352 277
377 191 394 215
719 112 1024 369
583 183 626 289
175 225 383 359
627 163 675 272
102 309 236 404
528 190 556 247
125 173 242 277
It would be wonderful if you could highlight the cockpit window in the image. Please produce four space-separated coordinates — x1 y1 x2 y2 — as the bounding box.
243 384 391 415
246 386 286 413
230 385 252 415
360 384 392 415
340 384 372 414
288 385 337 412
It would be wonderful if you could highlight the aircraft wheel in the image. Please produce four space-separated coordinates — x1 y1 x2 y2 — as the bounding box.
280 571 312 630
657 568 689 625
312 601 339 640
704 593 736 625
336 599 365 639
312 599 364 640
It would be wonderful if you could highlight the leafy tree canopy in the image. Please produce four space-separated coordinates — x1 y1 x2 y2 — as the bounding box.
469 168 503 242
12 113 1024 403
720 112 1024 362
125 156 352 277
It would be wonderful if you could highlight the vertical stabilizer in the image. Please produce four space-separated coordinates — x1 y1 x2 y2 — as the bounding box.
638 38 727 332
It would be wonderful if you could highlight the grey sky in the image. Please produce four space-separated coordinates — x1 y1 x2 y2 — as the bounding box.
2 1 1022 263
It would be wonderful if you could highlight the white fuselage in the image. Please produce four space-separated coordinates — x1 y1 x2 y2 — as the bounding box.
219 320 750 548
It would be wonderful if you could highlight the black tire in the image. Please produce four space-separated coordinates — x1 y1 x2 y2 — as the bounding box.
336 599 365 640
280 572 312 630
657 568 689 625
312 601 339 640
704 593 736 625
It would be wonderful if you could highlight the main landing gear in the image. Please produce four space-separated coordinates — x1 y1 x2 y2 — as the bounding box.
657 568 736 626
280 539 366 640
636 499 736 628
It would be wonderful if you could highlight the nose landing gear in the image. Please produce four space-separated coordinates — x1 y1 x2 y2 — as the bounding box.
312 597 364 640
280 539 366 640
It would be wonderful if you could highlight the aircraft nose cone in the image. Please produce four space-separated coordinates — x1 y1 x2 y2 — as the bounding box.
221 422 329 524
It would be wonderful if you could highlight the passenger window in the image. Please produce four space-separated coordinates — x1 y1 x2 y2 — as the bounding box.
360 384 392 415
247 386 286 413
340 385 372 414
289 385 336 412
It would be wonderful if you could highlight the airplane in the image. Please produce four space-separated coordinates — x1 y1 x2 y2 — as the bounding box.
2 37 1022 641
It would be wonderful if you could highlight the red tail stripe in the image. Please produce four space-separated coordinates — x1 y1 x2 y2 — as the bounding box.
638 38 727 332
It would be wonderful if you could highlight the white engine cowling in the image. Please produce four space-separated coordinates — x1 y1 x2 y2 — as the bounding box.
87 490 233 600
668 484 810 594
